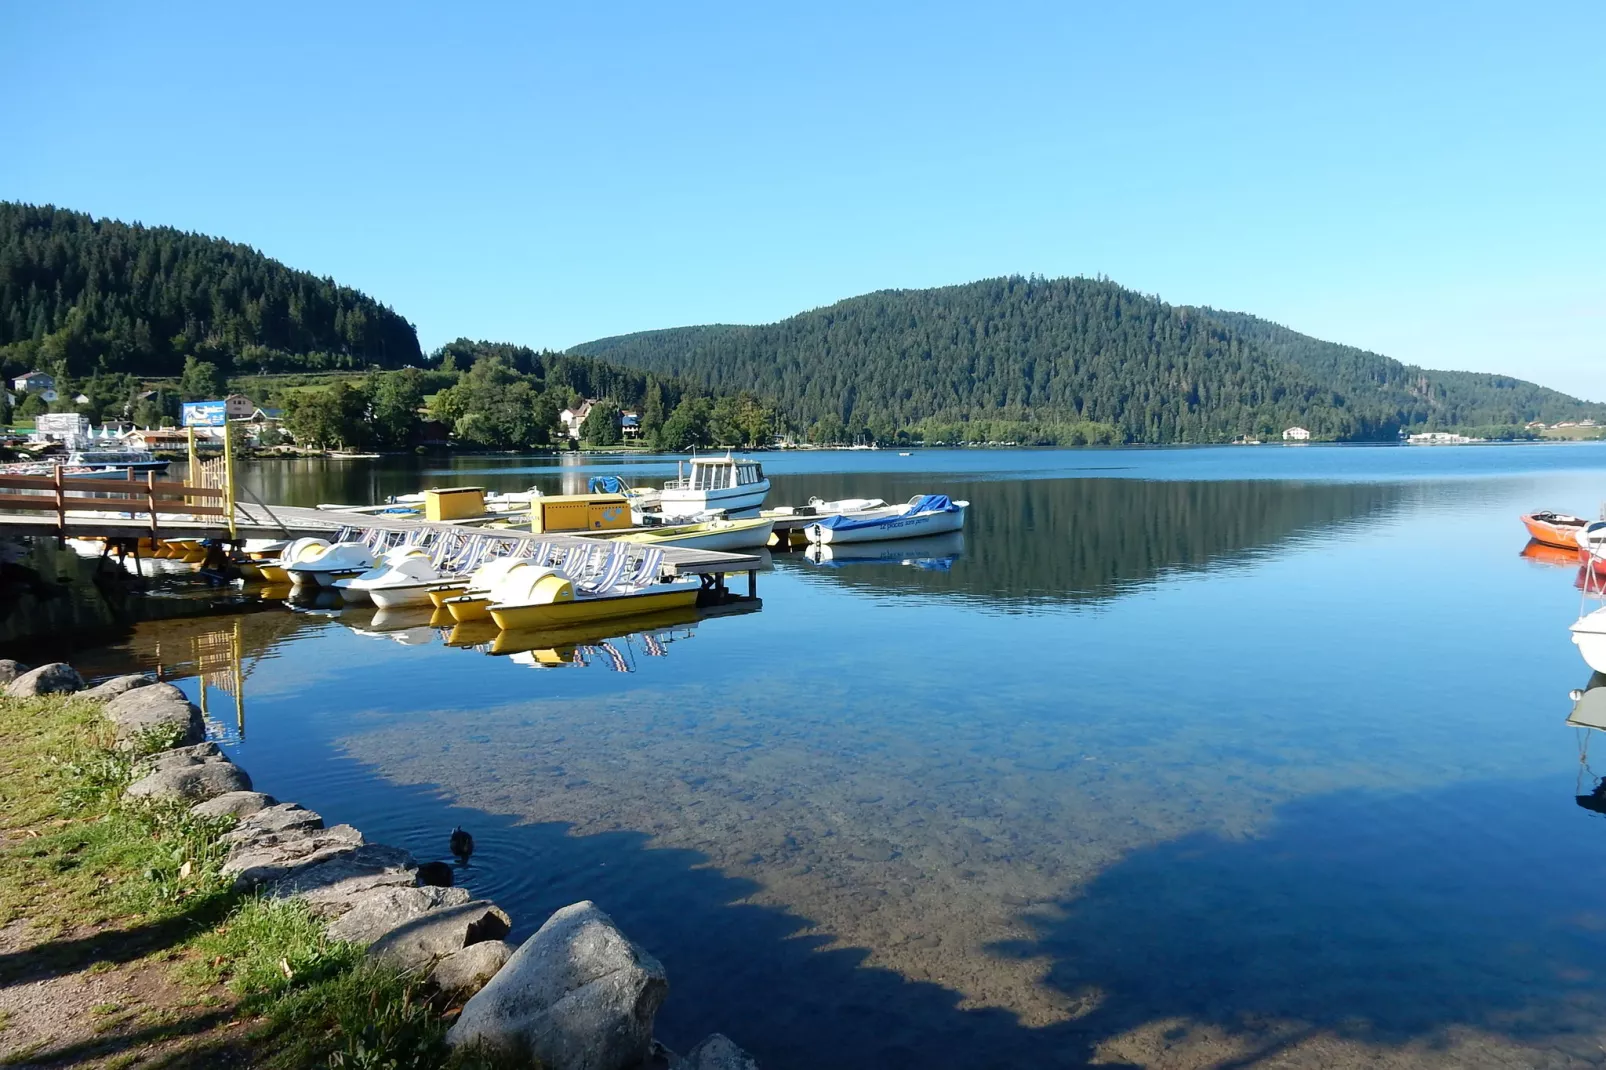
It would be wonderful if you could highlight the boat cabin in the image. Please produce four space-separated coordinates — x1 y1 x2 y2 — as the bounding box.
667 456 765 492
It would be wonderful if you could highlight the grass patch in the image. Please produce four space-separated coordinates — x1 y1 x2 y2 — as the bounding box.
0 693 519 1069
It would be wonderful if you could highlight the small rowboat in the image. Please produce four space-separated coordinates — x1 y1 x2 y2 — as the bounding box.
806 495 968 545
1522 511 1589 550
612 516 773 552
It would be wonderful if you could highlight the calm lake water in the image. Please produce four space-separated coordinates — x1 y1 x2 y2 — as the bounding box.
52 444 1606 1067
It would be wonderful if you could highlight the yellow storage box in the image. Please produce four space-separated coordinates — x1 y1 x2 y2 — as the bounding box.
424 487 487 522
529 494 632 533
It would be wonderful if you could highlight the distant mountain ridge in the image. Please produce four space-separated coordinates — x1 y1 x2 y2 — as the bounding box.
0 202 423 378
571 277 1604 443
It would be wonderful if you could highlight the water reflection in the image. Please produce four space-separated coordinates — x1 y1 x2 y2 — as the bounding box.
803 532 964 570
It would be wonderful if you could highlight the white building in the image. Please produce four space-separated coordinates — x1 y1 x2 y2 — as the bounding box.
225 393 256 420
559 400 596 440
32 412 92 446
1407 431 1479 445
1282 426 1311 441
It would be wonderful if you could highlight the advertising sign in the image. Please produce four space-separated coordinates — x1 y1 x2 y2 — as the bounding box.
181 400 227 427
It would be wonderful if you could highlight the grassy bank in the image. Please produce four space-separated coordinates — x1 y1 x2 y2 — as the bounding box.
0 693 505 1069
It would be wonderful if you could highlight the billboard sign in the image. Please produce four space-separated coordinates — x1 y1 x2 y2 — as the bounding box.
181 400 227 427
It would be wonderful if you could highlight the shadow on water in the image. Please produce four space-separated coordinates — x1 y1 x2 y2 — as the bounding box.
295 748 1606 1069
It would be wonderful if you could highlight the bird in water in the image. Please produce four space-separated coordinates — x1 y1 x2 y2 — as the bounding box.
450 826 474 863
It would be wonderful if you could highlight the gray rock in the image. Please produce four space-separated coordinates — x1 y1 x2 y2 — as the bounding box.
685 1035 760 1070
5 662 84 698
0 659 31 685
264 844 418 914
221 803 323 845
102 684 204 747
327 885 472 945
190 791 277 820
80 673 154 702
369 900 512 974
134 742 225 776
430 940 515 998
446 900 667 1070
126 760 252 802
223 825 368 890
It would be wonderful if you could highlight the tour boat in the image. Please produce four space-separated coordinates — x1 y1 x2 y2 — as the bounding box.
334 547 446 608
658 455 770 516
805 495 968 545
1572 607 1606 674
256 538 331 584
1522 511 1590 550
62 446 170 474
613 516 773 552
487 567 701 631
284 541 377 588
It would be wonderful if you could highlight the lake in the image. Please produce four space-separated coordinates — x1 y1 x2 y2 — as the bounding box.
50 444 1606 1068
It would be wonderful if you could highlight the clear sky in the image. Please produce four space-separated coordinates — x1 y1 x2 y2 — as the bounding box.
2 2 1602 398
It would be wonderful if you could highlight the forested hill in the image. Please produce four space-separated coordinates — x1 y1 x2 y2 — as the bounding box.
0 202 423 379
1199 309 1606 429
571 277 1603 443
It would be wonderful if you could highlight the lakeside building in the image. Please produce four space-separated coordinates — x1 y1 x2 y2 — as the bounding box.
559 401 594 440
1282 426 1311 441
225 394 256 420
1407 431 1481 445
12 371 57 402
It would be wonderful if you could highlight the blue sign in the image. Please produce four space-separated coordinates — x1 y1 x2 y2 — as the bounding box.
182 400 227 427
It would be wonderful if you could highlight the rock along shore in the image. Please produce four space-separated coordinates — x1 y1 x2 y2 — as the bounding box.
3 660 758 1070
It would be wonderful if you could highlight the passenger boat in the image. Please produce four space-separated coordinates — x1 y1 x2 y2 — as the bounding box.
658 455 770 516
284 541 377 588
613 516 773 552
1522 511 1590 550
62 446 169 474
805 495 968 545
256 537 331 584
334 547 443 607
487 567 701 631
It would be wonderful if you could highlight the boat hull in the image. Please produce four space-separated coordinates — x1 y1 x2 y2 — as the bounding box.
367 582 440 609
808 505 967 545
1523 513 1587 550
427 583 469 608
258 565 291 584
288 567 367 588
1573 609 1606 673
619 519 773 551
445 595 493 622
489 586 700 631
659 479 770 516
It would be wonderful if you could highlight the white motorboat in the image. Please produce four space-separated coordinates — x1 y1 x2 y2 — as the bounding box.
284 541 377 588
659 455 770 516
1573 607 1606 674
334 547 445 607
805 495 968 545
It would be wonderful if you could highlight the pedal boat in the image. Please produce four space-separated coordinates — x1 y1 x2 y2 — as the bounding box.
487 568 700 631
284 541 376 588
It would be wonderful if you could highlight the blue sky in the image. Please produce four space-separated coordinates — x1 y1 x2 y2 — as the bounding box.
2 2 1602 398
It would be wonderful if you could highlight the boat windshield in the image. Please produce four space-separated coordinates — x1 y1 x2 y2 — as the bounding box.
691 463 733 491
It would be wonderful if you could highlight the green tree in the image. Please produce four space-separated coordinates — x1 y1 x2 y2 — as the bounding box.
178 357 225 402
284 382 369 449
658 396 712 451
0 390 11 426
368 368 426 449
17 392 48 419
580 399 622 446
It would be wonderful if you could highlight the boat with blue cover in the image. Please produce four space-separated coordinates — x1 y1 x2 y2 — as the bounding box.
805 494 968 545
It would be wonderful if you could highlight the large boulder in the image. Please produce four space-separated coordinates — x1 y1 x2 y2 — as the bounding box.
6 662 84 698
126 760 252 802
264 843 419 915
223 825 368 891
190 791 277 820
134 742 224 776
102 684 204 748
447 901 668 1070
326 885 472 946
80 673 154 702
221 803 323 846
430 940 516 999
684 1035 760 1070
0 659 30 685
369 900 512 974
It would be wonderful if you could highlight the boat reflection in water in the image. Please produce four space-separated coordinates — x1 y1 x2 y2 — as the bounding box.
1521 539 1584 569
1567 673 1606 814
484 606 705 671
802 531 964 571
348 606 438 646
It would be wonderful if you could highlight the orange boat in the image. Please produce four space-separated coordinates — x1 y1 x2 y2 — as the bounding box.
1522 511 1588 550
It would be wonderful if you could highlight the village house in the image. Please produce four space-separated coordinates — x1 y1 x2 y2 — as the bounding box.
621 411 641 439
11 370 57 401
121 427 192 451
225 394 256 420
559 400 595 440
1282 426 1311 441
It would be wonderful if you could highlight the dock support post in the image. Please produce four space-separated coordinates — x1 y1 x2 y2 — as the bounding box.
747 570 757 599
52 465 64 545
